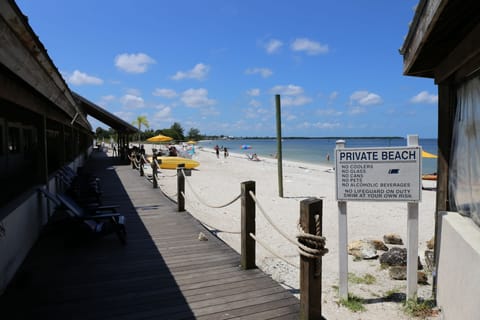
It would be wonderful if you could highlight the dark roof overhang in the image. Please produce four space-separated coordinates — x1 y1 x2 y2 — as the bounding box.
400 0 480 79
0 0 91 130
72 92 138 134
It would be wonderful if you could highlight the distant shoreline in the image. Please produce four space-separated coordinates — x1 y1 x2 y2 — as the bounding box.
204 136 437 140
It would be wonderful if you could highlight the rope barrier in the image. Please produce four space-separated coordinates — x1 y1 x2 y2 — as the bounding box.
249 233 299 269
181 169 241 208
180 191 241 234
248 191 298 246
297 217 329 259
249 190 328 259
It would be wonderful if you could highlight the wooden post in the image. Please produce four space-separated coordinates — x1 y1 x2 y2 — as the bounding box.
299 198 323 320
407 135 419 300
152 157 159 189
177 163 185 212
139 155 145 176
241 181 256 269
336 139 348 300
275 94 284 198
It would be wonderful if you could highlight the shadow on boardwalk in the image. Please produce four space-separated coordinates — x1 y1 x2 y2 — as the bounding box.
0 151 300 319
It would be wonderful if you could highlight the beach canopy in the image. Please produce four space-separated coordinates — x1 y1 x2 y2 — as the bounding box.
186 140 197 144
147 134 173 143
240 144 252 150
421 150 438 159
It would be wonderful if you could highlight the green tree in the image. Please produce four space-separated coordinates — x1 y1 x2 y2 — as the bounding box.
170 122 184 141
187 128 201 141
132 115 149 143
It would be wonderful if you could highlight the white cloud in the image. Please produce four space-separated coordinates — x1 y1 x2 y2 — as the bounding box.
247 88 261 96
282 95 312 107
270 84 304 96
172 63 210 80
98 95 115 107
317 108 343 116
65 70 103 85
285 113 297 121
115 53 156 73
153 106 173 121
180 88 216 107
249 99 262 108
265 39 283 54
299 121 340 129
245 67 273 78
153 88 177 98
291 38 329 55
120 94 145 109
350 90 383 106
410 91 438 104
348 106 366 115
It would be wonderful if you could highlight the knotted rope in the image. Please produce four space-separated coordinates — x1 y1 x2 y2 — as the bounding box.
296 215 328 259
248 191 328 259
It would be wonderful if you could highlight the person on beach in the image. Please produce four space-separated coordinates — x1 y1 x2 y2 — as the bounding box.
326 153 330 161
214 145 220 158
224 147 229 158
169 145 178 156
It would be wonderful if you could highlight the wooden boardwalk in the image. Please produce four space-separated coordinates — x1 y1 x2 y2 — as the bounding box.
0 152 300 319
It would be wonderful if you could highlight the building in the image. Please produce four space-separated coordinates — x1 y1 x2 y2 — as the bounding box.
401 1 480 318
0 0 137 293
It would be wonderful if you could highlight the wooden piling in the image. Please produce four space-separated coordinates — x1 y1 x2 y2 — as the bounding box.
177 163 185 212
241 181 256 270
299 198 323 320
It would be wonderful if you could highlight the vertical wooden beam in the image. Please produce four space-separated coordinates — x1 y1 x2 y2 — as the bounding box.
241 180 256 269
433 82 455 299
299 198 323 320
177 163 185 212
275 94 284 198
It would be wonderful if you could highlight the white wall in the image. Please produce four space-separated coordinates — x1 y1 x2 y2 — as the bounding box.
437 211 480 320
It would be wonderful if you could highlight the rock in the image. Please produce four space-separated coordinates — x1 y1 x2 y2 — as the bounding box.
389 266 429 284
198 232 208 241
389 266 406 280
348 240 378 260
380 247 407 266
417 271 428 284
380 248 423 269
383 233 404 245
370 239 388 251
427 236 435 250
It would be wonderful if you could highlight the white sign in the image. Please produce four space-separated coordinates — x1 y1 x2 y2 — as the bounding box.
335 146 422 202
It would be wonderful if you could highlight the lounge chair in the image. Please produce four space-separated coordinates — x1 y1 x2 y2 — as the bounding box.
39 189 126 245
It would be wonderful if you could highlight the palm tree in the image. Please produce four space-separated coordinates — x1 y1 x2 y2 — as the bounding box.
132 115 149 144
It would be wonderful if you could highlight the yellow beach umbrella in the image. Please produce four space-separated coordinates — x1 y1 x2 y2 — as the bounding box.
147 134 173 143
421 150 438 159
186 140 197 144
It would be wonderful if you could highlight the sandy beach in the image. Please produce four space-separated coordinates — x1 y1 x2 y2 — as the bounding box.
138 144 438 319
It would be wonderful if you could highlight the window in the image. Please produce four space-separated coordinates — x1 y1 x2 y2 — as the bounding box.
8 126 20 154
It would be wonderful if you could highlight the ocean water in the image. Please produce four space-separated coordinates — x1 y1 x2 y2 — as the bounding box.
199 138 438 174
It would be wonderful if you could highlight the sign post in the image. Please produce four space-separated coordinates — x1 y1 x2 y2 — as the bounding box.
336 140 349 300
406 135 419 299
335 135 421 300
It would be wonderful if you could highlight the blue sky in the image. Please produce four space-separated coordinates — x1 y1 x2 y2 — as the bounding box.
17 0 438 138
